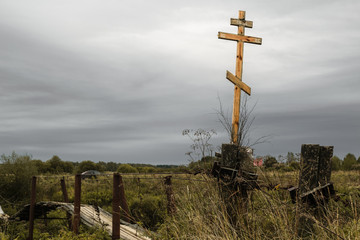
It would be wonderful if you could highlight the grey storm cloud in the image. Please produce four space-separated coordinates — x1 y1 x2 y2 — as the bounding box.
0 0 359 164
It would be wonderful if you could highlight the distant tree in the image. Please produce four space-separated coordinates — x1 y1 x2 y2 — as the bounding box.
342 153 357 170
117 164 138 173
0 152 38 202
31 159 49 173
76 160 100 173
96 161 107 172
331 156 342 171
62 161 74 173
277 155 286 163
46 155 74 174
106 162 119 172
357 156 360 164
264 156 278 168
286 152 300 164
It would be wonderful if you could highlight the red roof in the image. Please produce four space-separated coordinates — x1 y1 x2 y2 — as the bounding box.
253 158 263 167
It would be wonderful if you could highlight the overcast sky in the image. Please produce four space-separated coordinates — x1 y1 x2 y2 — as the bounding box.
0 0 359 164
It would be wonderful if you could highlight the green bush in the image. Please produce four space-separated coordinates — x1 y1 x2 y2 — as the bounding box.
289 161 300 170
0 152 38 206
130 195 166 231
331 156 342 171
117 164 138 173
137 166 157 173
342 153 357 170
263 156 278 169
188 156 217 173
82 190 112 207
46 156 74 174
76 160 101 174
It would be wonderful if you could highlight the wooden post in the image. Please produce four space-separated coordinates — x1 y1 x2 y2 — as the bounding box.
297 144 334 237
298 144 320 195
297 144 335 199
28 176 37 240
164 176 176 215
60 177 72 230
119 175 131 223
73 174 81 234
112 173 121 240
297 144 319 237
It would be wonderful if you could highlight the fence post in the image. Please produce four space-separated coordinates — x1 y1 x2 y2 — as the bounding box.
119 175 131 223
112 173 121 240
60 177 72 230
73 174 81 234
28 176 37 240
164 176 176 215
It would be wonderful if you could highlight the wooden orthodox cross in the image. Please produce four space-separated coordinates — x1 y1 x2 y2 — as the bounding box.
218 10 262 144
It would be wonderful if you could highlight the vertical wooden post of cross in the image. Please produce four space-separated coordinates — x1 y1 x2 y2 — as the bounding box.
218 10 262 144
232 11 246 144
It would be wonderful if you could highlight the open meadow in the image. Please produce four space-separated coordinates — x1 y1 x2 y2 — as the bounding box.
1 168 360 239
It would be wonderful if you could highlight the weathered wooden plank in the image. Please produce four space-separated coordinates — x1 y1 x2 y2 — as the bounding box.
230 18 253 28
221 144 240 168
218 32 262 45
298 144 320 195
318 146 333 185
226 71 251 95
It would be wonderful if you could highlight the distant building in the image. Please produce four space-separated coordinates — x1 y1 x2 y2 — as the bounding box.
253 158 263 167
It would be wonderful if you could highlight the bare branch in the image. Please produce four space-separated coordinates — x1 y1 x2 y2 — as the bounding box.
216 95 272 148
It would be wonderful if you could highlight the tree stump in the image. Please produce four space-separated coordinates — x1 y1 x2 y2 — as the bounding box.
296 144 334 237
213 143 258 225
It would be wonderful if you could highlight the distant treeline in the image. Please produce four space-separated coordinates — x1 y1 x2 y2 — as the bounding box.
0 152 186 176
262 152 360 171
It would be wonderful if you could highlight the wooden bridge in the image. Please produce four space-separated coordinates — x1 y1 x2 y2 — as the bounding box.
12 201 151 240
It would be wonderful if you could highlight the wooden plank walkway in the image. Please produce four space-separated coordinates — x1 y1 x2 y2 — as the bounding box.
12 201 151 240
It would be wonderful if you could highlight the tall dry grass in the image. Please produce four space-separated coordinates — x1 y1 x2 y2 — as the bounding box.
155 171 360 239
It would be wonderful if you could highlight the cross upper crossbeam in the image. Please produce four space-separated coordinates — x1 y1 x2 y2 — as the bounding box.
230 18 253 28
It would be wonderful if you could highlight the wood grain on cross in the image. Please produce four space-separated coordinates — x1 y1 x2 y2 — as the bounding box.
218 10 262 144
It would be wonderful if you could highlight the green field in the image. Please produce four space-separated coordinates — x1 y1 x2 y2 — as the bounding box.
1 152 360 239
1 169 360 239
